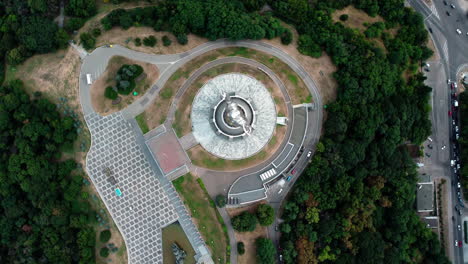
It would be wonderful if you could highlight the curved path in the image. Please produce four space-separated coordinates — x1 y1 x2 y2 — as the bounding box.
78 39 323 264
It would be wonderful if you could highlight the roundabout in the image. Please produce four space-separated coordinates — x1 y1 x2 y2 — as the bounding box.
78 40 323 264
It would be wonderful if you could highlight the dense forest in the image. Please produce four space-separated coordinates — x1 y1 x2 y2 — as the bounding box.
0 81 96 263
0 0 448 263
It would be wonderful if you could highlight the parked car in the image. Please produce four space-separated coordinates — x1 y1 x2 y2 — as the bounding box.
286 176 292 182
291 169 297 175
456 240 459 247
307 151 312 158
459 225 462 231
451 4 456 9
443 0 447 5
457 28 462 34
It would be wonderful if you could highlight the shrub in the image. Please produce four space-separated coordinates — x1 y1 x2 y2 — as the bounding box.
237 242 245 255
92 28 101 37
65 17 85 32
115 64 143 95
256 204 274 226
143 36 157 47
177 34 188 45
231 211 257 232
162 35 172 46
339 14 349 21
99 230 111 243
104 86 118 100
80 33 96 51
134 37 141 46
281 29 292 45
215 194 226 208
100 247 109 258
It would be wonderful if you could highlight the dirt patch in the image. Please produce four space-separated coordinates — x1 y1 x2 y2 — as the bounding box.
90 56 159 115
74 4 208 55
261 22 338 104
332 6 384 31
227 203 268 264
98 29 208 55
427 34 440 61
174 63 287 137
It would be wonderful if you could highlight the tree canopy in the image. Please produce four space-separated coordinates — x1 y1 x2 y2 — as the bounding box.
0 80 96 263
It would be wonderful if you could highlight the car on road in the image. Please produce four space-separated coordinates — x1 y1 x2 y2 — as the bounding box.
429 27 433 33
286 176 292 182
456 240 459 247
275 225 279 231
458 182 461 188
307 151 312 158
428 137 433 142
457 29 462 35
278 188 283 194
456 126 459 132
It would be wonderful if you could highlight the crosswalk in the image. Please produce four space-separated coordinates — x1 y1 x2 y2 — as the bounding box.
429 3 440 20
259 168 277 181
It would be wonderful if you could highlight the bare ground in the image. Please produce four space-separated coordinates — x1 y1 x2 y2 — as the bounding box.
90 56 159 115
331 6 384 31
227 203 268 264
262 22 338 104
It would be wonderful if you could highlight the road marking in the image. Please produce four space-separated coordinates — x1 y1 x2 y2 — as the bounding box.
442 40 449 61
430 4 440 20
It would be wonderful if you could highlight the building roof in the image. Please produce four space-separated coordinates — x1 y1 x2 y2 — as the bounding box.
417 183 434 212
422 216 439 229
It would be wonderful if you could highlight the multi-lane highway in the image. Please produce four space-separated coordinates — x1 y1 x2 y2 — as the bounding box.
408 0 468 263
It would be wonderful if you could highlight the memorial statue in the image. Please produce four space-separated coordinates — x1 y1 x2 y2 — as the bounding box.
171 243 187 264
223 93 252 135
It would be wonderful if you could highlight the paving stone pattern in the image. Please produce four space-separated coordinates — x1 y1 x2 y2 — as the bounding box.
85 112 178 263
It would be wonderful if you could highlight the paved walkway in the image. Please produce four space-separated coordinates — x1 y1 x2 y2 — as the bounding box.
85 112 178 263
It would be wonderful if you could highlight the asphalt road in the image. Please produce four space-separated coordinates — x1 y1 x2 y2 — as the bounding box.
408 0 468 263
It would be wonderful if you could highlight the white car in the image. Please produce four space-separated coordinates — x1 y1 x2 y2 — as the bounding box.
458 182 461 188
307 151 312 158
457 29 462 35
459 225 462 231
456 240 459 247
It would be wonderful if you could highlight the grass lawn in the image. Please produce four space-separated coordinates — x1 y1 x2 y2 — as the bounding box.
172 174 229 264
135 112 149 134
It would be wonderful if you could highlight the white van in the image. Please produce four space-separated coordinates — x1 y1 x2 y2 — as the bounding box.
86 74 92 85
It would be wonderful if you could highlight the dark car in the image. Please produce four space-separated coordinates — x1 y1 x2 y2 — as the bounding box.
443 0 447 5
447 11 451 16
429 28 433 33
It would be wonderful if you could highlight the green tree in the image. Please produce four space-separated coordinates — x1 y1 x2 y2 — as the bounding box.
104 86 118 100
231 211 257 232
256 204 274 226
256 238 276 264
237 241 245 255
215 194 226 208
80 33 96 51
100 230 112 243
162 35 172 46
66 0 97 18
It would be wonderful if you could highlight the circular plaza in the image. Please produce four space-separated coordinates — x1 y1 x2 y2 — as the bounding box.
191 73 277 160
